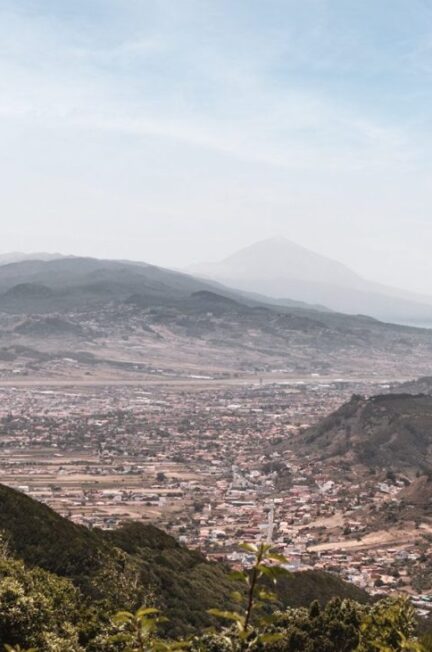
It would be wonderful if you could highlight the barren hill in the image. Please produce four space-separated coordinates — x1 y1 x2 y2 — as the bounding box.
399 474 432 506
397 376 432 395
296 394 432 474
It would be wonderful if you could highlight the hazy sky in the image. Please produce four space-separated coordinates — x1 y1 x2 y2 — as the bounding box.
2 1 432 294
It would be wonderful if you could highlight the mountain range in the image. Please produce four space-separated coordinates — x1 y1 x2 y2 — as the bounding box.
1 255 432 379
5 239 432 325
188 237 432 325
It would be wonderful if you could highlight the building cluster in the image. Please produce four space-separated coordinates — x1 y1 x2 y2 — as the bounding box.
0 380 430 615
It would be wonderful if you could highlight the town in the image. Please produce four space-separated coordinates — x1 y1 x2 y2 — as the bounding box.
0 379 430 617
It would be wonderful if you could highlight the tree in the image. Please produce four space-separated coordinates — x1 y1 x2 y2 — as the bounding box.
0 557 82 651
357 597 422 651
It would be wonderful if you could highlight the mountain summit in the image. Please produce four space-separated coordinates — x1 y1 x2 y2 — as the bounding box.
188 237 432 324
190 237 362 288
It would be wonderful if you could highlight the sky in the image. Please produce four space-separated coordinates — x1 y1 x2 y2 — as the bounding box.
1 0 432 294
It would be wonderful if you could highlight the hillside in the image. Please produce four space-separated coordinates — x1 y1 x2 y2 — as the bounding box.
1 257 432 380
0 483 237 634
0 257 214 312
0 484 368 638
399 475 432 507
398 376 432 395
295 394 432 474
188 237 432 324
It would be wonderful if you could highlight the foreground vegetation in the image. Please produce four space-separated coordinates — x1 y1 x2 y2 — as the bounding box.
0 483 430 650
0 540 430 651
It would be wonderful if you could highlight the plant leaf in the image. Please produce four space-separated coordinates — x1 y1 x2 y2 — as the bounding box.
207 609 245 625
267 552 289 564
113 611 134 625
230 591 243 603
136 607 161 618
229 570 247 583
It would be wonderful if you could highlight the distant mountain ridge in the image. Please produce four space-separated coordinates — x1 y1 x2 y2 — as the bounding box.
0 256 219 312
0 252 329 314
4 245 432 325
0 252 66 265
187 237 432 324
